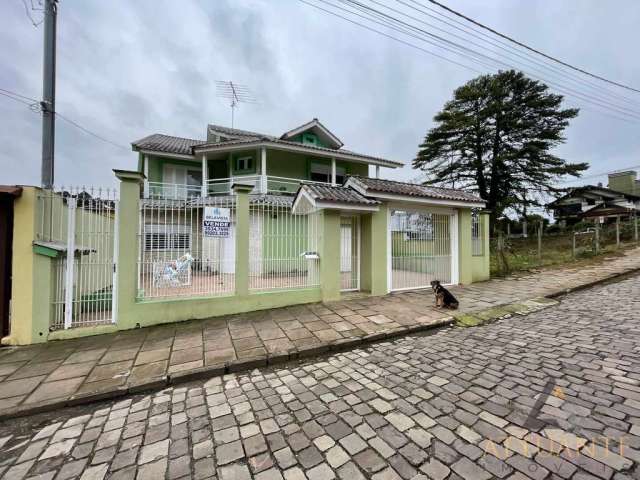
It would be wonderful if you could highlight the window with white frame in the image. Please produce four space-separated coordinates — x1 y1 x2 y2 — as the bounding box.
234 156 253 172
144 224 191 251
310 163 345 184
471 210 483 256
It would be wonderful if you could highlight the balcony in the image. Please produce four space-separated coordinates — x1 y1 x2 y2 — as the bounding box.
144 175 329 200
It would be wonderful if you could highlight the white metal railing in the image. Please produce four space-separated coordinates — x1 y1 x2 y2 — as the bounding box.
390 210 452 290
249 199 321 292
138 196 236 299
144 176 332 199
147 182 202 200
38 187 119 330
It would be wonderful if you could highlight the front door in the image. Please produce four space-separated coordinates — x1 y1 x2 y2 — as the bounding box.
340 216 360 291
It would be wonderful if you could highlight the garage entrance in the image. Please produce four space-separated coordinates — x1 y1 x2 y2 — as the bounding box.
389 208 455 291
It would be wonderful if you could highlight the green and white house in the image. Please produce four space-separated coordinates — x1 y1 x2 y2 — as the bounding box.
3 119 489 345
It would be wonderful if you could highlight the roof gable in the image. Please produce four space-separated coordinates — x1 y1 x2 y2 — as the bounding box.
280 119 343 149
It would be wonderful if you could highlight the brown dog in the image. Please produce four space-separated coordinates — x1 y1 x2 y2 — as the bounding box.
431 280 459 309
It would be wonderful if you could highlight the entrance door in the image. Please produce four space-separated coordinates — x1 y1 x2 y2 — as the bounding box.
390 209 453 291
340 216 360 291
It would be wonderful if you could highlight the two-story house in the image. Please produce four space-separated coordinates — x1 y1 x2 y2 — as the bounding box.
132 118 401 199
548 171 640 226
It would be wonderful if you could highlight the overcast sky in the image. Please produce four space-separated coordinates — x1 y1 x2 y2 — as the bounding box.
1 0 639 190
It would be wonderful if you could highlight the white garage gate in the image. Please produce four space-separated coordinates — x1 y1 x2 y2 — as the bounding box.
389 208 457 291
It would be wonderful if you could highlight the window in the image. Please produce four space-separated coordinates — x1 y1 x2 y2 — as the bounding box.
310 163 345 184
144 225 191 251
234 156 253 172
471 210 483 256
302 133 318 146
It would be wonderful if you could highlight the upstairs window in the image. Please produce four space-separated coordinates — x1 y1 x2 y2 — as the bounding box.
310 163 345 184
234 156 253 173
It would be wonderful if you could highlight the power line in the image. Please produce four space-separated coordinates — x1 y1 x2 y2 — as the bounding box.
301 0 640 123
332 0 640 121
20 0 43 27
0 87 129 151
424 0 640 94
389 0 640 111
55 112 129 151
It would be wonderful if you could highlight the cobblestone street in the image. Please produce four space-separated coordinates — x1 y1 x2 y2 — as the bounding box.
1 276 640 480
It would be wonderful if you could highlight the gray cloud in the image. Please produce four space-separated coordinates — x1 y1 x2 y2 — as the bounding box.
0 0 639 190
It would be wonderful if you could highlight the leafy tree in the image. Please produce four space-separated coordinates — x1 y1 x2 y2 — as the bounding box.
413 70 587 223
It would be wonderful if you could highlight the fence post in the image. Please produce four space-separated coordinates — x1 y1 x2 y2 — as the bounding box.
113 170 144 330
63 197 76 329
616 216 620 248
233 183 253 297
572 232 576 259
537 220 543 264
594 221 600 255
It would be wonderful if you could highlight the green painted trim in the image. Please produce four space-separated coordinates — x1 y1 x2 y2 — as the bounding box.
33 244 59 258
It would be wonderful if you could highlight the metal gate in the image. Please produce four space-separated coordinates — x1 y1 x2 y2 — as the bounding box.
390 209 452 291
340 216 360 291
40 188 119 330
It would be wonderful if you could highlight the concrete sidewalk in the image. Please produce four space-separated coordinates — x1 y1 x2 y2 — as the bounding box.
1 247 639 419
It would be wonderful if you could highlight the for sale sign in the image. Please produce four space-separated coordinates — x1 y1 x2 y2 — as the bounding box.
203 207 231 237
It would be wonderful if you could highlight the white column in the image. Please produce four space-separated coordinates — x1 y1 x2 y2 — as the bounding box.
261 147 267 193
376 165 380 179
201 154 208 198
143 154 149 197
331 158 337 185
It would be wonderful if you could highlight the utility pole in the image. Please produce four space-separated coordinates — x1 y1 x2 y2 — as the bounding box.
41 0 57 189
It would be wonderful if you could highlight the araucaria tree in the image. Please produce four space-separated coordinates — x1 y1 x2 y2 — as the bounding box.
413 70 587 222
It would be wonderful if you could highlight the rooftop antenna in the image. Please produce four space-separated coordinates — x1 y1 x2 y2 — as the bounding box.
215 81 258 128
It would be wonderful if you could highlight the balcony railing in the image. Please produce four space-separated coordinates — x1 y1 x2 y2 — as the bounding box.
145 176 328 199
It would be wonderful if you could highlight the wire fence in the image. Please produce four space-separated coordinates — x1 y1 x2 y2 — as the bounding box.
492 218 640 275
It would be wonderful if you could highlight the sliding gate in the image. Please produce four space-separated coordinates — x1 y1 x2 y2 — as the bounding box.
390 209 453 291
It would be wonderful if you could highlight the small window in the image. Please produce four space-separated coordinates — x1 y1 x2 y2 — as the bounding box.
144 225 191 251
235 156 253 172
302 133 318 146
471 210 483 256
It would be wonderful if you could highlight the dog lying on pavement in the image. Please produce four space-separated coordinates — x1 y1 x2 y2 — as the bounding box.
431 280 459 309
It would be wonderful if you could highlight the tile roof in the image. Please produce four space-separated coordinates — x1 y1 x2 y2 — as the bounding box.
207 124 274 140
132 134 204 155
301 183 380 206
347 176 484 203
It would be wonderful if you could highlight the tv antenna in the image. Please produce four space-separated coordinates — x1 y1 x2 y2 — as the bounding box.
215 81 258 128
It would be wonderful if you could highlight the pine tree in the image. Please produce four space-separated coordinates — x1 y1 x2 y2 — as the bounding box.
413 70 587 223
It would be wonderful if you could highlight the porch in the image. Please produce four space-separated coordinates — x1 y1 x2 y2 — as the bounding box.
140 144 374 200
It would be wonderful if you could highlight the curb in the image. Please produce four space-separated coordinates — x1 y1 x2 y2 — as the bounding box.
1 265 638 422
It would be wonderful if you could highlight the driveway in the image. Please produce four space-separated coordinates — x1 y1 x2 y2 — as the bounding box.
0 275 639 479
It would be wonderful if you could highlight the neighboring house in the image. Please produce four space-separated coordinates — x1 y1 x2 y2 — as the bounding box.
548 171 640 226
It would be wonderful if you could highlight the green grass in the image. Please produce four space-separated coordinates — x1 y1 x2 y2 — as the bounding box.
491 227 638 276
